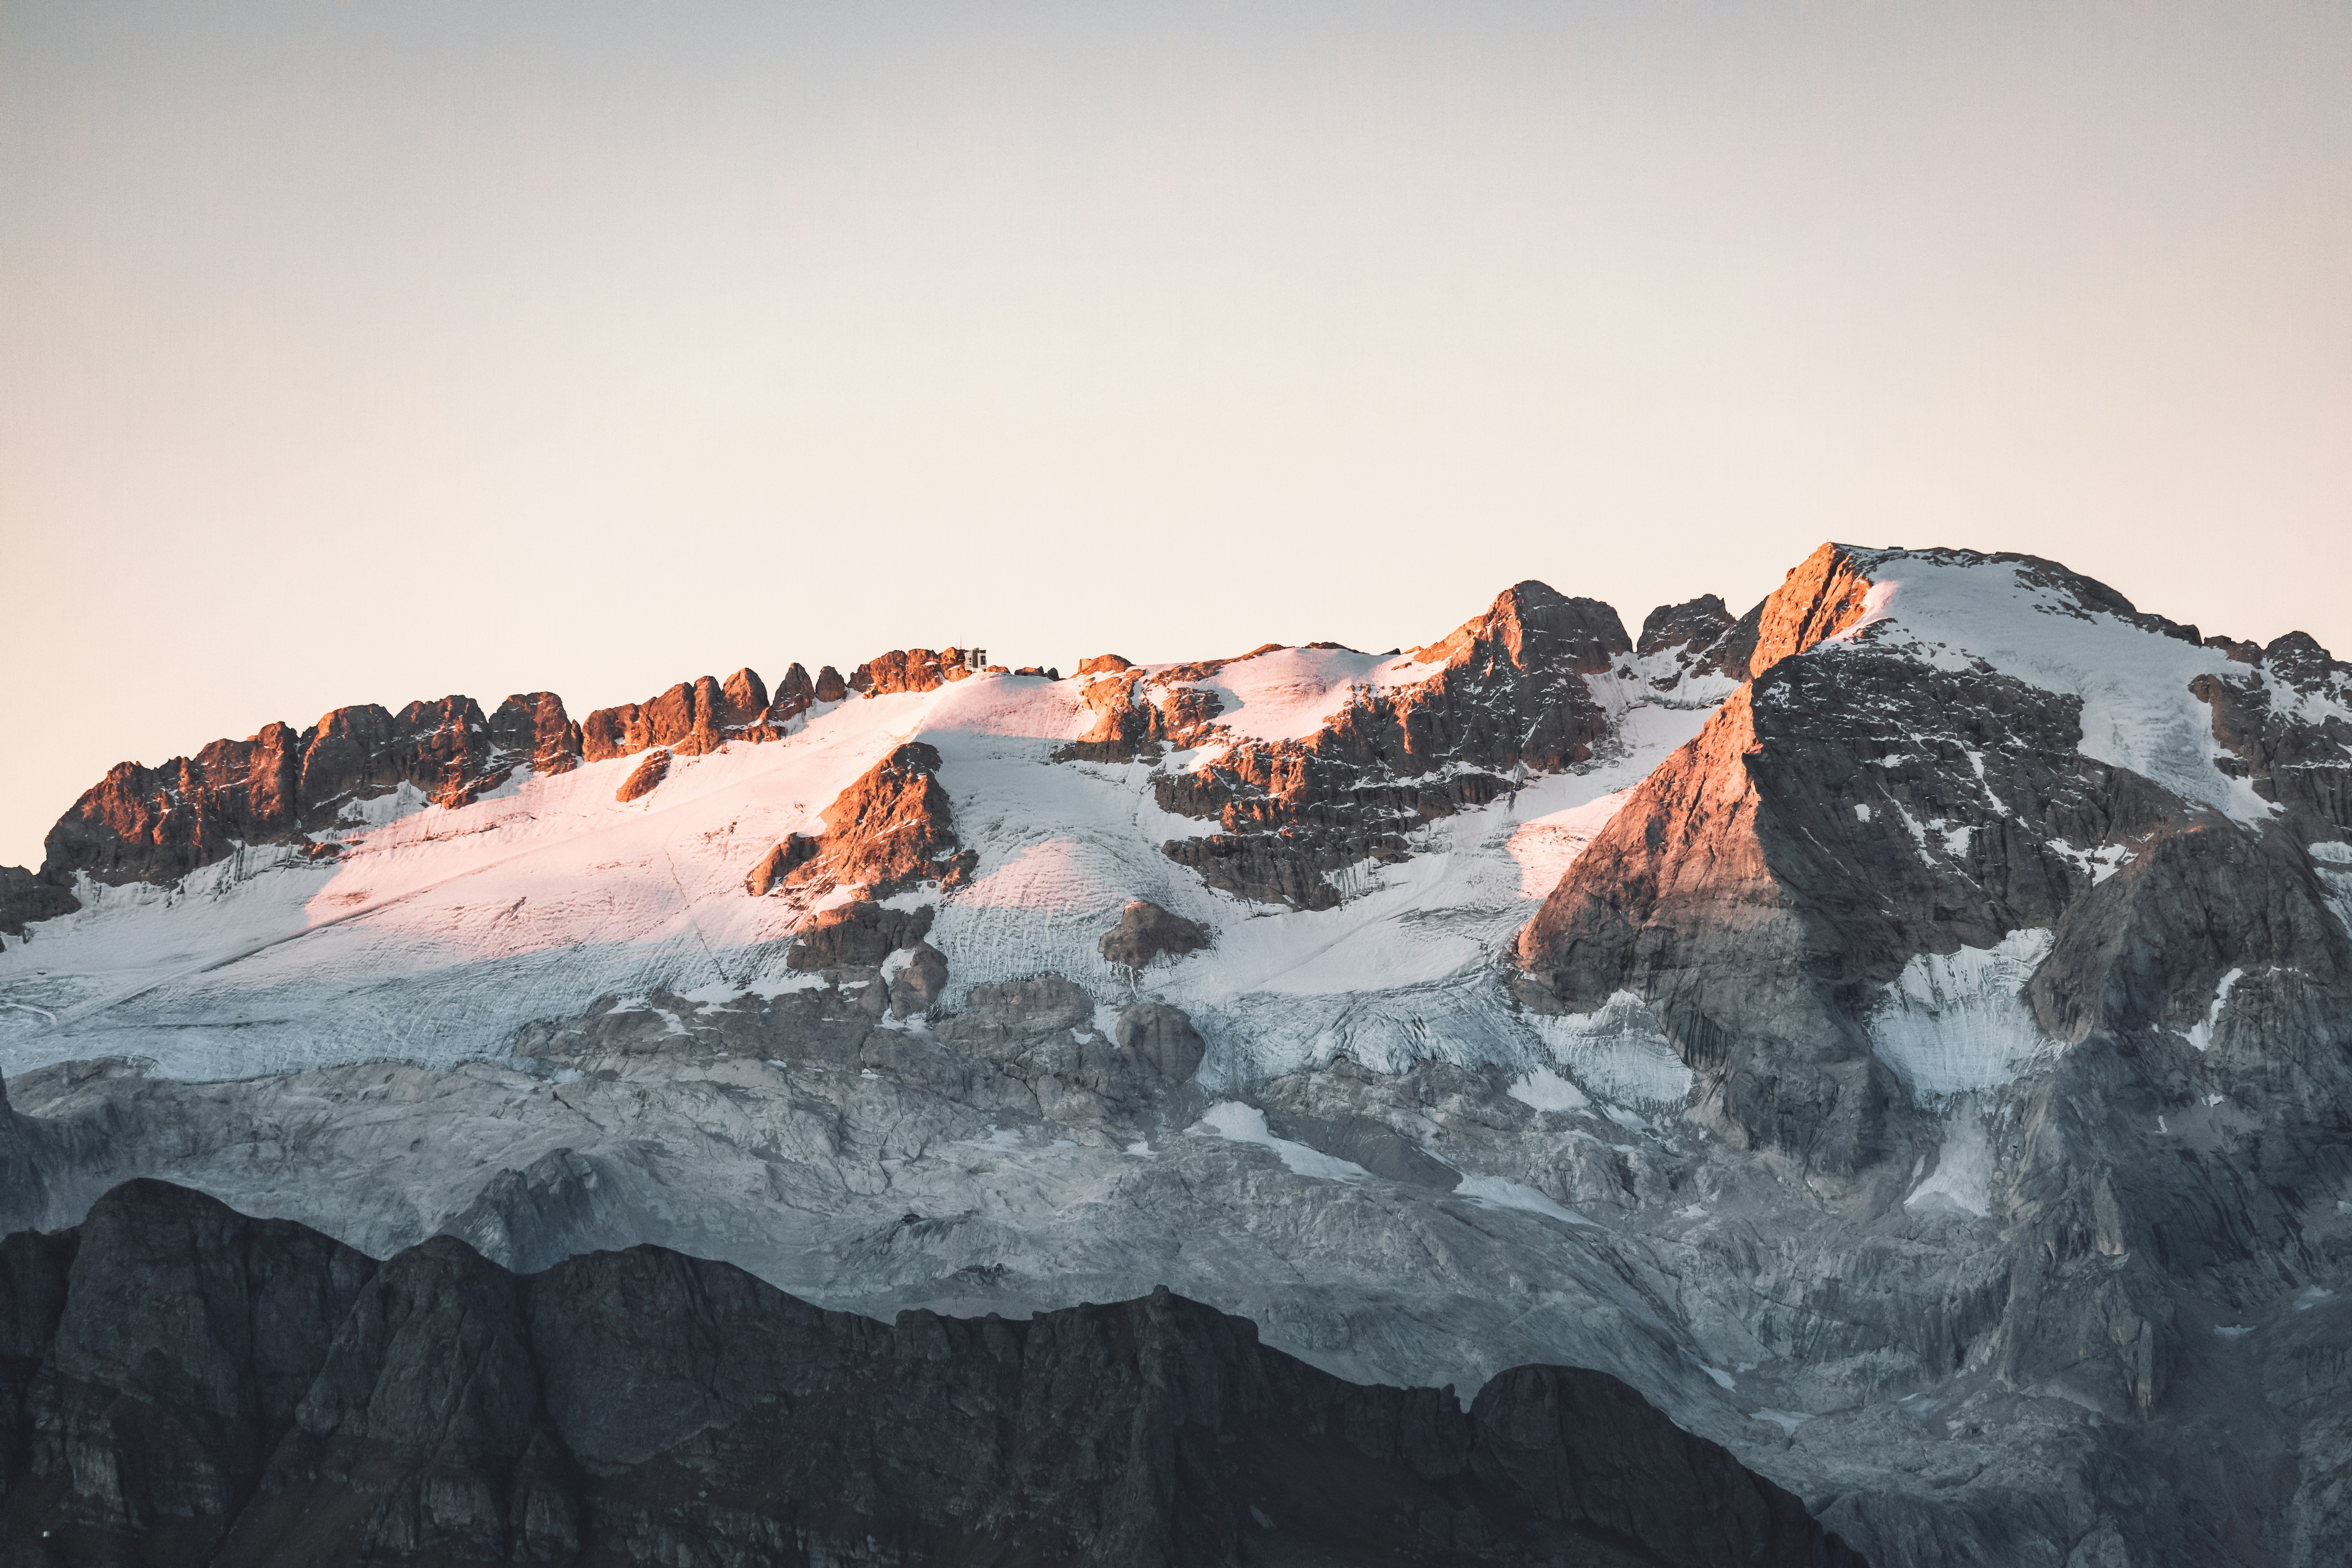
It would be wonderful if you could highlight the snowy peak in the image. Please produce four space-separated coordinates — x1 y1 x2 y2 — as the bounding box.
1405 578 1630 679
1782 543 2352 835
1519 540 2352 1173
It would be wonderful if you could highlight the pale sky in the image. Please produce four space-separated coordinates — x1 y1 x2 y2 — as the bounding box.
4 2 2348 869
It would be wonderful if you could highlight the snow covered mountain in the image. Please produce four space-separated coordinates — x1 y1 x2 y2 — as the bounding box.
4 542 2351 1567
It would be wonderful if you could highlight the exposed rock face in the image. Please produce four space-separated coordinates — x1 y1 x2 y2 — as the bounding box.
813 664 848 703
488 690 583 779
1060 662 1223 764
1 1178 376 1559
614 748 671 802
1518 544 2352 1174
1099 898 1212 971
0 1180 1863 1568
1746 541 1881 678
1147 582 1637 908
784 899 936 970
44 723 306 885
850 646 985 696
0 864 77 941
1508 543 2352 1531
745 742 976 902
1112 1002 1209 1085
1638 594 1738 658
0 1073 43 1234
432 1147 640 1275
40 693 586 887
767 661 817 726
2190 633 2352 843
581 668 780 761
1637 593 1764 688
514 971 1207 1133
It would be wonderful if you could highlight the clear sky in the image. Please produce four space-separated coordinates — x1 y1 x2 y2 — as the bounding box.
3 2 2347 869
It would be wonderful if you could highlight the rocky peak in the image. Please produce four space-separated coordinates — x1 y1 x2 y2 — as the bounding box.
1075 653 1134 676
768 661 817 722
1516 541 2352 1185
2261 630 2352 696
485 691 580 779
1638 594 1737 658
40 690 587 889
1747 542 1881 679
1409 578 1631 677
581 669 780 761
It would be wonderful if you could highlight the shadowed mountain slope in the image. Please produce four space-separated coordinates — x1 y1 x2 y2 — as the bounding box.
0 1180 1864 1568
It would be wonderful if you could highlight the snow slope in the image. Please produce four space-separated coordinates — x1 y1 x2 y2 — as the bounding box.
1 659 1712 1087
1823 551 2281 824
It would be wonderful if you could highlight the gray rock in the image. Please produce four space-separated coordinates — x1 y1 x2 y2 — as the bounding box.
0 1180 1867 1568
1099 898 1212 971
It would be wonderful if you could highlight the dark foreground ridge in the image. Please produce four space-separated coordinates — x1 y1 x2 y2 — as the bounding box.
0 1180 1864 1568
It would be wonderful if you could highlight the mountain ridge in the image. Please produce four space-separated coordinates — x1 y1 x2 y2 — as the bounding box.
4 540 2351 1566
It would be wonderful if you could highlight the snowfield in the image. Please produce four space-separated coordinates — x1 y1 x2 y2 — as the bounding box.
0 658 1709 1088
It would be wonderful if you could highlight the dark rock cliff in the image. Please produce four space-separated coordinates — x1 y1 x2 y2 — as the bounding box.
0 1180 1866 1568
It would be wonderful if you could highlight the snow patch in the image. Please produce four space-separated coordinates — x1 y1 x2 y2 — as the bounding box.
1906 1102 1996 1218
1507 788 1635 899
1176 646 1391 743
1507 1066 1590 1113
1869 929 2059 1101
1190 1102 1370 1182
1816 555 2276 824
2184 967 2245 1052
1454 1174 1596 1227
1528 992 1695 1108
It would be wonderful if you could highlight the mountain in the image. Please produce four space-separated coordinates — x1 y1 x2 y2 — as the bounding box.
0 1178 1861 1567
3 542 2351 1566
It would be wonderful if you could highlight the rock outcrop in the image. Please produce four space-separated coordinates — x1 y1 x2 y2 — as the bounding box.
614 748 671 802
41 693 584 887
581 667 784 761
744 741 976 902
0 863 77 941
850 646 985 696
1147 582 1638 908
1099 898 1212 971
0 1179 1866 1568
1638 593 1738 659
0 1073 44 1234
2190 632 2352 844
785 899 936 970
